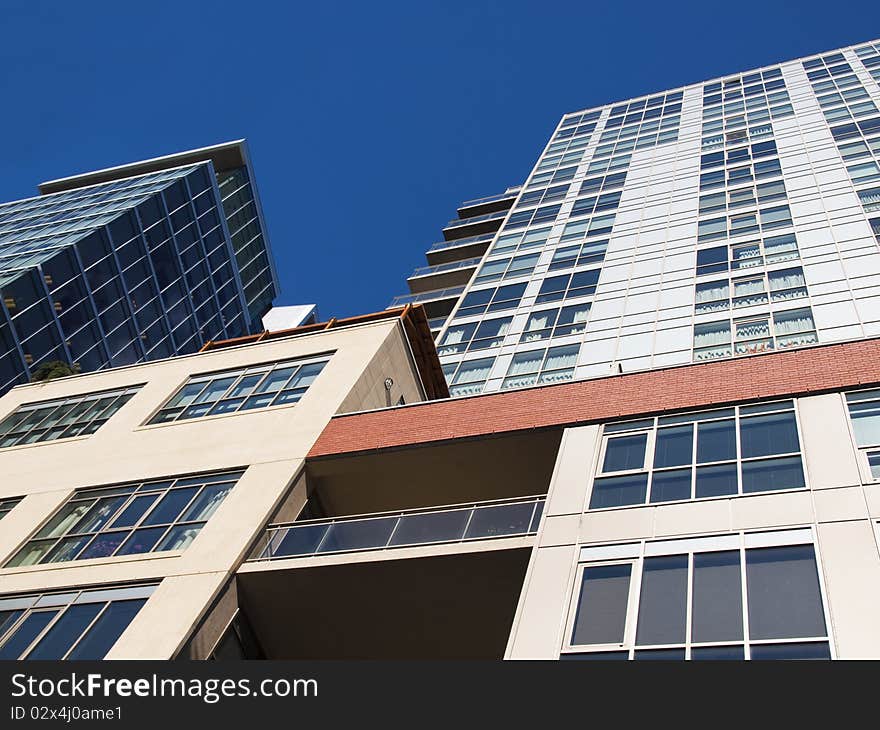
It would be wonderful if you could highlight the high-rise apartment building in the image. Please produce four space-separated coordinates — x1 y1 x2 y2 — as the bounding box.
0 141 279 394
391 187 520 338
399 40 880 399
4 40 880 662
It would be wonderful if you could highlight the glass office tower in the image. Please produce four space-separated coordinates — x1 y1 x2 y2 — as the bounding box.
0 141 279 394
402 39 880 396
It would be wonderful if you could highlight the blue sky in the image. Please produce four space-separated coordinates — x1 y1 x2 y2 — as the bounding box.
2 1 879 318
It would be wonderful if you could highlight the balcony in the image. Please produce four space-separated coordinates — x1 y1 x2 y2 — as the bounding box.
232 428 561 658
250 496 545 561
442 210 506 241
425 234 494 266
456 189 519 219
387 286 463 320
406 257 480 293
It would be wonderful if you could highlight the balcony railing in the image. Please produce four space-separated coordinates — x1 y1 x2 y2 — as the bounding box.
409 257 481 279
459 187 522 208
427 234 494 253
250 495 546 561
444 210 506 229
388 286 465 308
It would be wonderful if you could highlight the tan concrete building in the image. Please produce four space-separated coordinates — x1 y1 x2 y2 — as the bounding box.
2 303 880 659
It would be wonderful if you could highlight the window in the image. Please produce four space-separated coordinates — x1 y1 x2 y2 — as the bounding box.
489 227 551 256
6 471 243 567
548 239 608 271
0 386 142 449
535 270 600 304
0 584 155 660
694 267 806 314
437 317 512 356
0 497 22 521
559 215 616 243
473 253 539 284
695 308 817 361
501 344 579 390
149 358 327 425
455 283 526 318
845 389 880 480
444 357 495 397
503 204 561 230
590 401 805 509
564 530 830 660
520 305 591 343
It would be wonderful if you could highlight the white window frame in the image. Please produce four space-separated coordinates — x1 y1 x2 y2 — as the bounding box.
561 528 835 660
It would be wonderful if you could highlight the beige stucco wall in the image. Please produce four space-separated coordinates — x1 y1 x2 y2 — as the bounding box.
507 391 880 659
0 318 426 659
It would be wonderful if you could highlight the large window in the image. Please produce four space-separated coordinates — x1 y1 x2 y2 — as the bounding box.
473 253 540 284
149 357 327 424
437 317 512 356
535 270 600 304
455 283 527 318
693 307 817 361
589 401 805 509
695 233 799 277
0 386 142 449
564 530 830 660
444 357 495 397
520 305 591 343
845 389 880 480
501 344 579 390
6 471 243 567
0 584 155 660
694 267 807 314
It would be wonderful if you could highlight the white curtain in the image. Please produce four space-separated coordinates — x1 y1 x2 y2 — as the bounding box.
774 310 814 336
454 359 493 384
507 351 544 376
735 319 770 340
694 323 731 348
544 346 579 371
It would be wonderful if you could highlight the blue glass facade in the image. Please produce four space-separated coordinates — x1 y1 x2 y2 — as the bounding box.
0 162 268 394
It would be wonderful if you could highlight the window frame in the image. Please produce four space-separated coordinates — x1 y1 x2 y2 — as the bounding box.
144 355 331 426
590 400 808 510
561 528 834 660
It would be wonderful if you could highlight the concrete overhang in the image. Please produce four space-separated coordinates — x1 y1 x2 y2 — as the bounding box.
236 538 533 658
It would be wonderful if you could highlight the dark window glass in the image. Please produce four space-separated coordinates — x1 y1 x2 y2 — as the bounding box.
697 419 736 463
740 412 800 457
746 545 826 640
741 456 805 493
649 468 692 503
635 555 688 645
695 463 738 498
590 474 649 509
26 604 103 659
571 564 632 645
603 433 647 472
691 551 743 643
653 425 693 468
66 599 148 660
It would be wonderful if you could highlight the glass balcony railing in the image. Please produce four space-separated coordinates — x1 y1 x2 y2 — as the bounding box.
388 286 465 308
459 187 521 208
427 234 494 253
444 210 506 229
409 257 481 279
250 496 546 561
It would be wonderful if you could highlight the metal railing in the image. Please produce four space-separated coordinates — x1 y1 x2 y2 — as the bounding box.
388 286 465 308
444 210 506 229
409 257 481 279
427 234 494 253
250 495 545 561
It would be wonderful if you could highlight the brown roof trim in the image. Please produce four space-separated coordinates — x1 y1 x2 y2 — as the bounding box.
200 305 449 401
